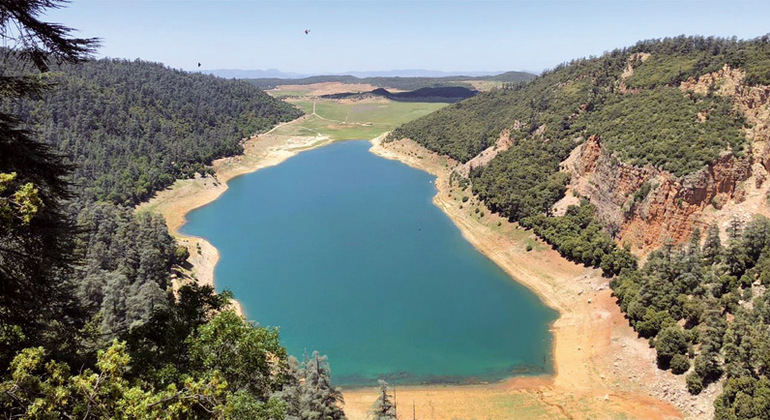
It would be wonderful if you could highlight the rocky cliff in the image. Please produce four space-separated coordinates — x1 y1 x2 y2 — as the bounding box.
557 65 770 250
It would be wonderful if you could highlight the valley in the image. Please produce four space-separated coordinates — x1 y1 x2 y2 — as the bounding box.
4 2 770 418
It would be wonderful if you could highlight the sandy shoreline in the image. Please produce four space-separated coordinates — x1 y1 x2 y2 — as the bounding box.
138 120 702 419
356 137 707 420
137 116 333 314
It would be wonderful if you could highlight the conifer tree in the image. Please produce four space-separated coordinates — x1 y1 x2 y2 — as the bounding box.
301 351 346 420
0 0 97 368
369 379 397 420
703 223 723 265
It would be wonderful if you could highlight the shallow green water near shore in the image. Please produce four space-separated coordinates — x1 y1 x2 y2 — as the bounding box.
181 140 556 386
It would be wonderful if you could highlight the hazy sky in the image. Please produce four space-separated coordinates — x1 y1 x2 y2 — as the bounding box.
44 0 770 74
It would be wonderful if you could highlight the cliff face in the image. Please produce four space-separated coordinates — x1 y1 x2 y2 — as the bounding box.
558 65 770 250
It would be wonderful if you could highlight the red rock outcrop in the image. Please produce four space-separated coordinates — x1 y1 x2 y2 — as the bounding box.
558 64 770 251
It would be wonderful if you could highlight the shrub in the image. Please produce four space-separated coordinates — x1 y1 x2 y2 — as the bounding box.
686 372 704 395
670 354 690 375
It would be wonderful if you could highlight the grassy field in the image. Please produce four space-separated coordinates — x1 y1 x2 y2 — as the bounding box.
265 89 307 98
271 98 447 141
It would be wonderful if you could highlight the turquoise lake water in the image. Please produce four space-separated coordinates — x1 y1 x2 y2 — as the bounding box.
181 141 557 386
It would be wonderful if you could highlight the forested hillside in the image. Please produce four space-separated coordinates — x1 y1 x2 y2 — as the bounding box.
3 57 302 204
391 35 770 419
0 3 346 418
392 35 769 271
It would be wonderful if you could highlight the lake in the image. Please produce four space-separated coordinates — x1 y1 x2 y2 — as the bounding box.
181 140 557 386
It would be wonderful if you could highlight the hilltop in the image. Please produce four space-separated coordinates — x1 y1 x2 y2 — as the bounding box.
3 58 302 204
320 86 477 103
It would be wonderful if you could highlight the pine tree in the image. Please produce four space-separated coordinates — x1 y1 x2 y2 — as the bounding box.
703 223 723 265
278 356 304 420
369 380 397 420
0 0 98 367
301 351 346 420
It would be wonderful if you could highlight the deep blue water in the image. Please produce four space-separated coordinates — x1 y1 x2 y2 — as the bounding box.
181 141 557 386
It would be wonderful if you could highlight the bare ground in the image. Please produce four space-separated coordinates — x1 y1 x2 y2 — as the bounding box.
267 82 383 97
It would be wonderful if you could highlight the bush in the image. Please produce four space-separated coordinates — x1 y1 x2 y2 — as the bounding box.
670 354 690 375
686 372 704 395
174 245 190 265
656 327 689 369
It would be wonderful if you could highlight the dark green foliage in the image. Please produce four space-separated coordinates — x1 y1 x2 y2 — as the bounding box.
687 372 704 395
3 58 302 204
670 354 691 375
628 35 770 86
584 87 744 176
608 217 770 418
390 89 530 162
470 136 572 220
521 204 637 277
174 245 190 265
75 203 176 337
124 283 232 384
0 0 98 369
0 2 346 418
390 36 766 253
703 223 723 264
656 327 689 369
189 310 286 401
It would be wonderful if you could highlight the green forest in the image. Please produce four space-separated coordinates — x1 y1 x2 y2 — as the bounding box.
613 218 770 418
391 35 770 419
0 3 348 418
2 56 302 205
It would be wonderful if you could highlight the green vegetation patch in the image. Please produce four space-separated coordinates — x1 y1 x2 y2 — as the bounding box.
3 58 302 205
625 54 701 89
470 134 573 221
584 87 745 176
610 217 770 419
277 99 446 141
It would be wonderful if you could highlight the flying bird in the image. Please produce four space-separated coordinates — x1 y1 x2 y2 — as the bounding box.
197 62 201 67
304 29 310 35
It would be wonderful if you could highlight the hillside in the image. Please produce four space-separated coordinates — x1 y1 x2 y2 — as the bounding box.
0 13 343 416
389 35 770 419
320 86 477 102
3 58 303 205
246 71 536 91
392 35 769 244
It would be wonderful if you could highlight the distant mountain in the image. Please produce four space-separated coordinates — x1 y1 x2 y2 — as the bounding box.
205 68 309 79
246 71 537 91
343 69 503 78
205 68 514 79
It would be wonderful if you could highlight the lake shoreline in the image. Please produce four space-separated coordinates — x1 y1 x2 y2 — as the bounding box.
137 116 333 315
353 136 693 419
138 119 692 418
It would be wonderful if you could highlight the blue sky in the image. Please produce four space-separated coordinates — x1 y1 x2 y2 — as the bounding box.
45 0 770 75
